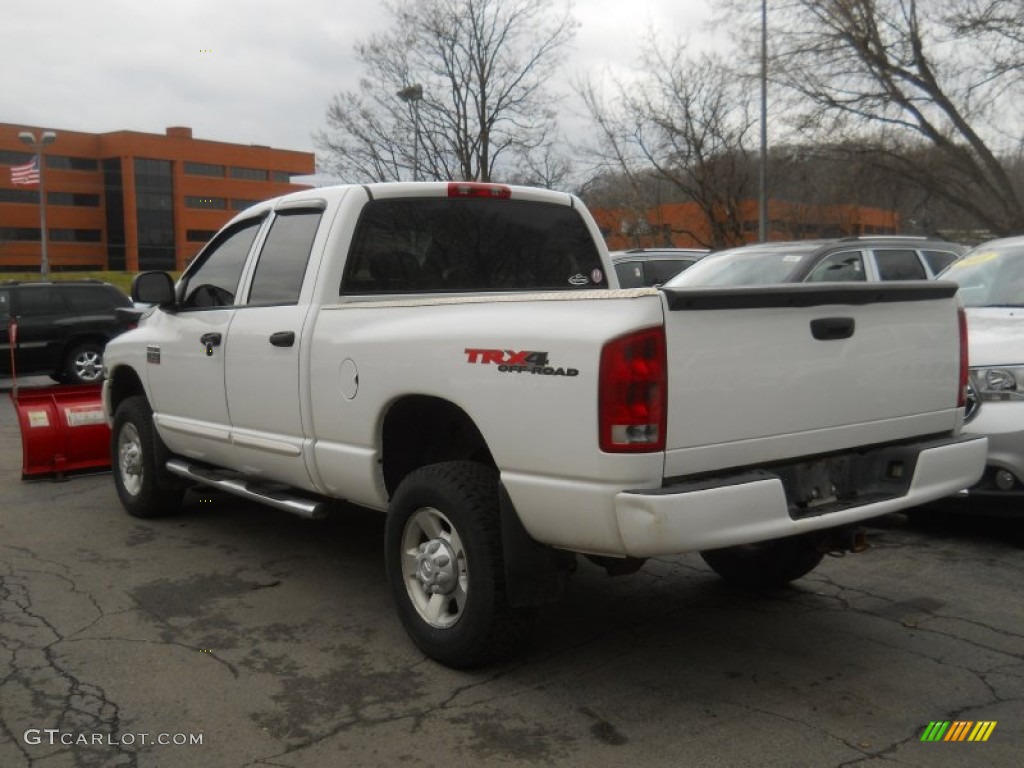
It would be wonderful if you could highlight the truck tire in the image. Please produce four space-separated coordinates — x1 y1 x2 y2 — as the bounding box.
112 396 184 518
700 535 825 589
64 341 105 384
385 461 536 668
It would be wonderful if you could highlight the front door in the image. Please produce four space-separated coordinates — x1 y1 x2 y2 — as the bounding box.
147 217 264 467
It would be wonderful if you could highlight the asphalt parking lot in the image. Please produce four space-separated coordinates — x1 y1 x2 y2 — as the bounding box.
1 378 1021 768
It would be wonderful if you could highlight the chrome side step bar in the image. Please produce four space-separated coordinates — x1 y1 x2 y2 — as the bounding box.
165 458 329 520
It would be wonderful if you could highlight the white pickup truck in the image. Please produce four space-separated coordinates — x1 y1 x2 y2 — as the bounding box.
102 181 987 668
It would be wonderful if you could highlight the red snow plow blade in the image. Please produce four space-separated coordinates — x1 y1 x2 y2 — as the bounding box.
12 384 111 478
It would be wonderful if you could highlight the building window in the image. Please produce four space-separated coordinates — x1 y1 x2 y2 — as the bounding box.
271 171 290 183
184 161 224 177
229 166 268 181
0 149 34 165
0 188 40 204
47 191 101 207
186 195 227 209
103 157 125 270
230 198 261 211
135 158 176 270
49 228 103 243
0 227 40 241
186 229 218 242
45 155 100 171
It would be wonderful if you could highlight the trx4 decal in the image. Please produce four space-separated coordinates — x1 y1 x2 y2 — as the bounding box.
464 348 579 377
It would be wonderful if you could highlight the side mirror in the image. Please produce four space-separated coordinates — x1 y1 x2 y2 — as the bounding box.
131 271 176 306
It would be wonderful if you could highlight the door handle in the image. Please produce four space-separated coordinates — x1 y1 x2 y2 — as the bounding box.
269 331 295 348
200 332 222 356
810 317 855 341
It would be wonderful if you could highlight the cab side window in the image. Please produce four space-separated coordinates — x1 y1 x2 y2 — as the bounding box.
182 218 263 308
16 286 67 315
874 249 927 280
806 251 865 282
921 249 959 275
63 285 131 311
247 209 322 305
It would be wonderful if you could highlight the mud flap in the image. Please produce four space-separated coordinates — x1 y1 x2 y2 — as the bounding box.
499 483 574 607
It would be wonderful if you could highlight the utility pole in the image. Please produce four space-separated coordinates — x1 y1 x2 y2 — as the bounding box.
758 0 768 243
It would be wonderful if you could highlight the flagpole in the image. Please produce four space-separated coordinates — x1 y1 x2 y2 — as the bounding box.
18 130 57 278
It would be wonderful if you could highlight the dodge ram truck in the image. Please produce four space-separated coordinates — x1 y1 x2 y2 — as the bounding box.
102 181 988 668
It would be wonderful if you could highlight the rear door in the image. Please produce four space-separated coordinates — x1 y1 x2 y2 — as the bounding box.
659 283 964 477
223 203 325 488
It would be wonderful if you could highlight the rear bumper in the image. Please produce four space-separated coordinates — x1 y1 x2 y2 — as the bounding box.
614 434 988 557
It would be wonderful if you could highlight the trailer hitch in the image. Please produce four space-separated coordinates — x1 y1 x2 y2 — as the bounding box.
814 526 870 557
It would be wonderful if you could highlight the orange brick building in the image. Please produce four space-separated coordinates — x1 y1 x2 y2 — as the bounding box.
591 198 901 251
1 123 314 272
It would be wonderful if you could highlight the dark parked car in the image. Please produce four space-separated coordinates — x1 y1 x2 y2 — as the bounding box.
611 248 709 287
0 279 134 384
664 236 965 288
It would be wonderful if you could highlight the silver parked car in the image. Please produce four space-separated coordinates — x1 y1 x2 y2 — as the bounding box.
665 236 964 287
939 235 1024 498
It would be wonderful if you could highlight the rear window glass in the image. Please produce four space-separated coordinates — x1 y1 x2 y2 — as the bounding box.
340 198 607 294
615 261 645 288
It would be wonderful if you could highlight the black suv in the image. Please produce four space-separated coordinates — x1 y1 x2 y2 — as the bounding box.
0 280 134 385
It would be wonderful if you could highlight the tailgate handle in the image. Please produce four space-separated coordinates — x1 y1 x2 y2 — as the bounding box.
269 331 295 347
811 317 855 341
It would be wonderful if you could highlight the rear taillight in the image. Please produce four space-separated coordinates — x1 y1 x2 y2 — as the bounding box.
599 327 667 452
957 306 969 409
447 182 512 199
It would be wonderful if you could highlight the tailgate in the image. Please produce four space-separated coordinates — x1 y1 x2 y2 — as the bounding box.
660 282 963 476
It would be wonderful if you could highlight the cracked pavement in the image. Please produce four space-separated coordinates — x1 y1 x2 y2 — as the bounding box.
1 378 1021 767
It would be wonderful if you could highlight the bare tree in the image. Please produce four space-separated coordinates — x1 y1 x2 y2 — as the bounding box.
315 0 577 184
721 0 1024 235
948 0 1024 80
579 46 759 249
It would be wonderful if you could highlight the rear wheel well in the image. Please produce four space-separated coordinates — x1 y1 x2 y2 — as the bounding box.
381 396 494 496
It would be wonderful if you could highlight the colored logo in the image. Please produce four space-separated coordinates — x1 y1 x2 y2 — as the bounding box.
920 721 997 742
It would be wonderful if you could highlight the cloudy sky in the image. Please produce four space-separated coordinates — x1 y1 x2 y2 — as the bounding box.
3 0 719 160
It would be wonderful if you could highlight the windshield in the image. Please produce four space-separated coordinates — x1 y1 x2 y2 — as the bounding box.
939 242 1024 307
664 245 815 287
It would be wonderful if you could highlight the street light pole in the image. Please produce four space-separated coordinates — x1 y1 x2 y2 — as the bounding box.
18 130 57 277
397 84 424 181
758 0 768 243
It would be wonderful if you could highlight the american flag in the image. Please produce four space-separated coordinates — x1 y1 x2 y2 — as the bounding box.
11 158 39 185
